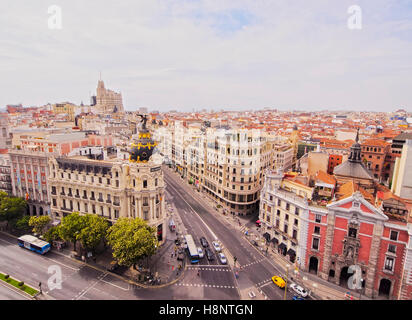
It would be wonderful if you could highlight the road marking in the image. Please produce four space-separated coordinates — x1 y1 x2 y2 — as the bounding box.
0 280 31 300
100 279 129 291
47 258 80 271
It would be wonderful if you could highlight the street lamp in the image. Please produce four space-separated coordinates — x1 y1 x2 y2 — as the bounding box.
359 278 364 300
284 264 290 300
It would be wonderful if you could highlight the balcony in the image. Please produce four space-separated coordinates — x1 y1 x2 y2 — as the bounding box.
75 194 80 198
106 199 112 204
82 195 88 200
60 207 73 212
113 202 120 206
90 197 96 201
98 198 104 202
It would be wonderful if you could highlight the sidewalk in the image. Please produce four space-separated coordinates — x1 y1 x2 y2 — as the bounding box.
164 166 369 300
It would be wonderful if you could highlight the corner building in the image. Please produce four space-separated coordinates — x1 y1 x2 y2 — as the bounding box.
48 120 166 242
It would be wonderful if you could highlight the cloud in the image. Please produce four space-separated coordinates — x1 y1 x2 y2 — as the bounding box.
0 0 411 111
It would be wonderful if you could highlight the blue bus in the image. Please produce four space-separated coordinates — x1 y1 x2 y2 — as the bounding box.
184 234 199 264
18 235 51 255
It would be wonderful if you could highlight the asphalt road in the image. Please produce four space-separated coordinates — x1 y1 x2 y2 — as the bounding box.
0 281 30 300
163 168 294 300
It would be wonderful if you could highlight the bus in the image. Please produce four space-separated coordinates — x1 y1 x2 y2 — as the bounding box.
18 235 51 255
184 234 199 264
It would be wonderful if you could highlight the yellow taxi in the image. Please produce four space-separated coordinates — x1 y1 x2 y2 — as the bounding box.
272 276 286 288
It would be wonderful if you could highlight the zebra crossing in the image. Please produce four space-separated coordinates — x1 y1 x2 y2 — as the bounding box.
174 283 236 289
187 266 230 272
239 257 266 269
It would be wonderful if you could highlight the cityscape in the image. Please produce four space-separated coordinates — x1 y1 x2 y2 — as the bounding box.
0 1 411 307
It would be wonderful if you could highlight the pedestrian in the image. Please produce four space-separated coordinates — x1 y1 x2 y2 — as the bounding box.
197 270 200 276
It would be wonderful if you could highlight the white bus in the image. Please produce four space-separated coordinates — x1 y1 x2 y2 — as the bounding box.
18 235 51 255
184 234 199 264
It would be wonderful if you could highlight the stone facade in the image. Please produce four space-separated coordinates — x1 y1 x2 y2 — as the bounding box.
96 80 124 114
48 157 166 243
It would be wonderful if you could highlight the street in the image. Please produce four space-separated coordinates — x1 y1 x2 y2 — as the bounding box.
164 168 294 300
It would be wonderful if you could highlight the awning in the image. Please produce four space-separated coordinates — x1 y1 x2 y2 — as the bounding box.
278 243 287 251
263 232 271 241
287 248 296 256
271 238 279 244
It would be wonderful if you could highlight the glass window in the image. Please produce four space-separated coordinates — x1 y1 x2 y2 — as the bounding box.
390 231 398 241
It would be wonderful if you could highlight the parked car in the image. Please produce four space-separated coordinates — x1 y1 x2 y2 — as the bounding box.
200 237 209 248
218 253 227 264
290 283 308 297
107 261 119 272
271 276 286 288
205 248 215 261
292 295 305 300
212 241 221 252
197 247 204 259
252 240 259 246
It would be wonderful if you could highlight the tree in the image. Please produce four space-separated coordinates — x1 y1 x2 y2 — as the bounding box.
29 216 51 236
44 226 62 243
0 192 27 225
58 212 87 252
77 214 109 253
14 216 31 231
106 217 158 268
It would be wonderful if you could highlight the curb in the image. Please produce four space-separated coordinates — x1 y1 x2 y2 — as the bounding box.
1 230 185 291
0 270 38 300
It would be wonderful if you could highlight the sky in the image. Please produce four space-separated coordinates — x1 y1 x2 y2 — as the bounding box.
0 0 411 112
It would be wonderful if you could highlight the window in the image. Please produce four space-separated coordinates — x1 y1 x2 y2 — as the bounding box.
285 214 289 221
286 203 290 211
312 238 320 250
388 244 396 253
292 229 297 239
315 214 321 223
390 231 398 241
295 208 300 215
294 219 298 226
277 209 280 216
348 228 357 238
283 224 288 234
314 226 320 234
52 199 57 206
277 199 281 206
384 257 394 271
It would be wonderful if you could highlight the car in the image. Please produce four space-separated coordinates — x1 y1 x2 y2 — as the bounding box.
290 283 308 297
197 247 204 258
292 295 305 300
205 248 215 261
252 240 259 246
107 261 119 272
212 241 221 252
218 253 227 264
200 237 209 248
272 276 286 288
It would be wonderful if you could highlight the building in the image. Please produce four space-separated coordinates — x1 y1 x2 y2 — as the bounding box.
9 132 113 216
47 116 166 242
0 151 12 195
0 113 11 150
52 103 78 122
360 138 391 183
391 139 412 200
95 79 124 114
260 134 412 300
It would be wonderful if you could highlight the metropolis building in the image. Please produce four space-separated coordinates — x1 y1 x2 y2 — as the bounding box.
48 117 166 242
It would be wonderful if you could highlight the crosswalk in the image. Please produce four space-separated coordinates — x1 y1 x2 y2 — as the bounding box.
187 266 230 272
239 258 266 269
175 283 236 289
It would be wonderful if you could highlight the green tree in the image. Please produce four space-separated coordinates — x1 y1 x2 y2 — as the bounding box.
77 214 109 253
0 192 27 226
58 212 87 252
29 216 51 236
44 226 62 243
14 215 31 231
106 217 158 268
